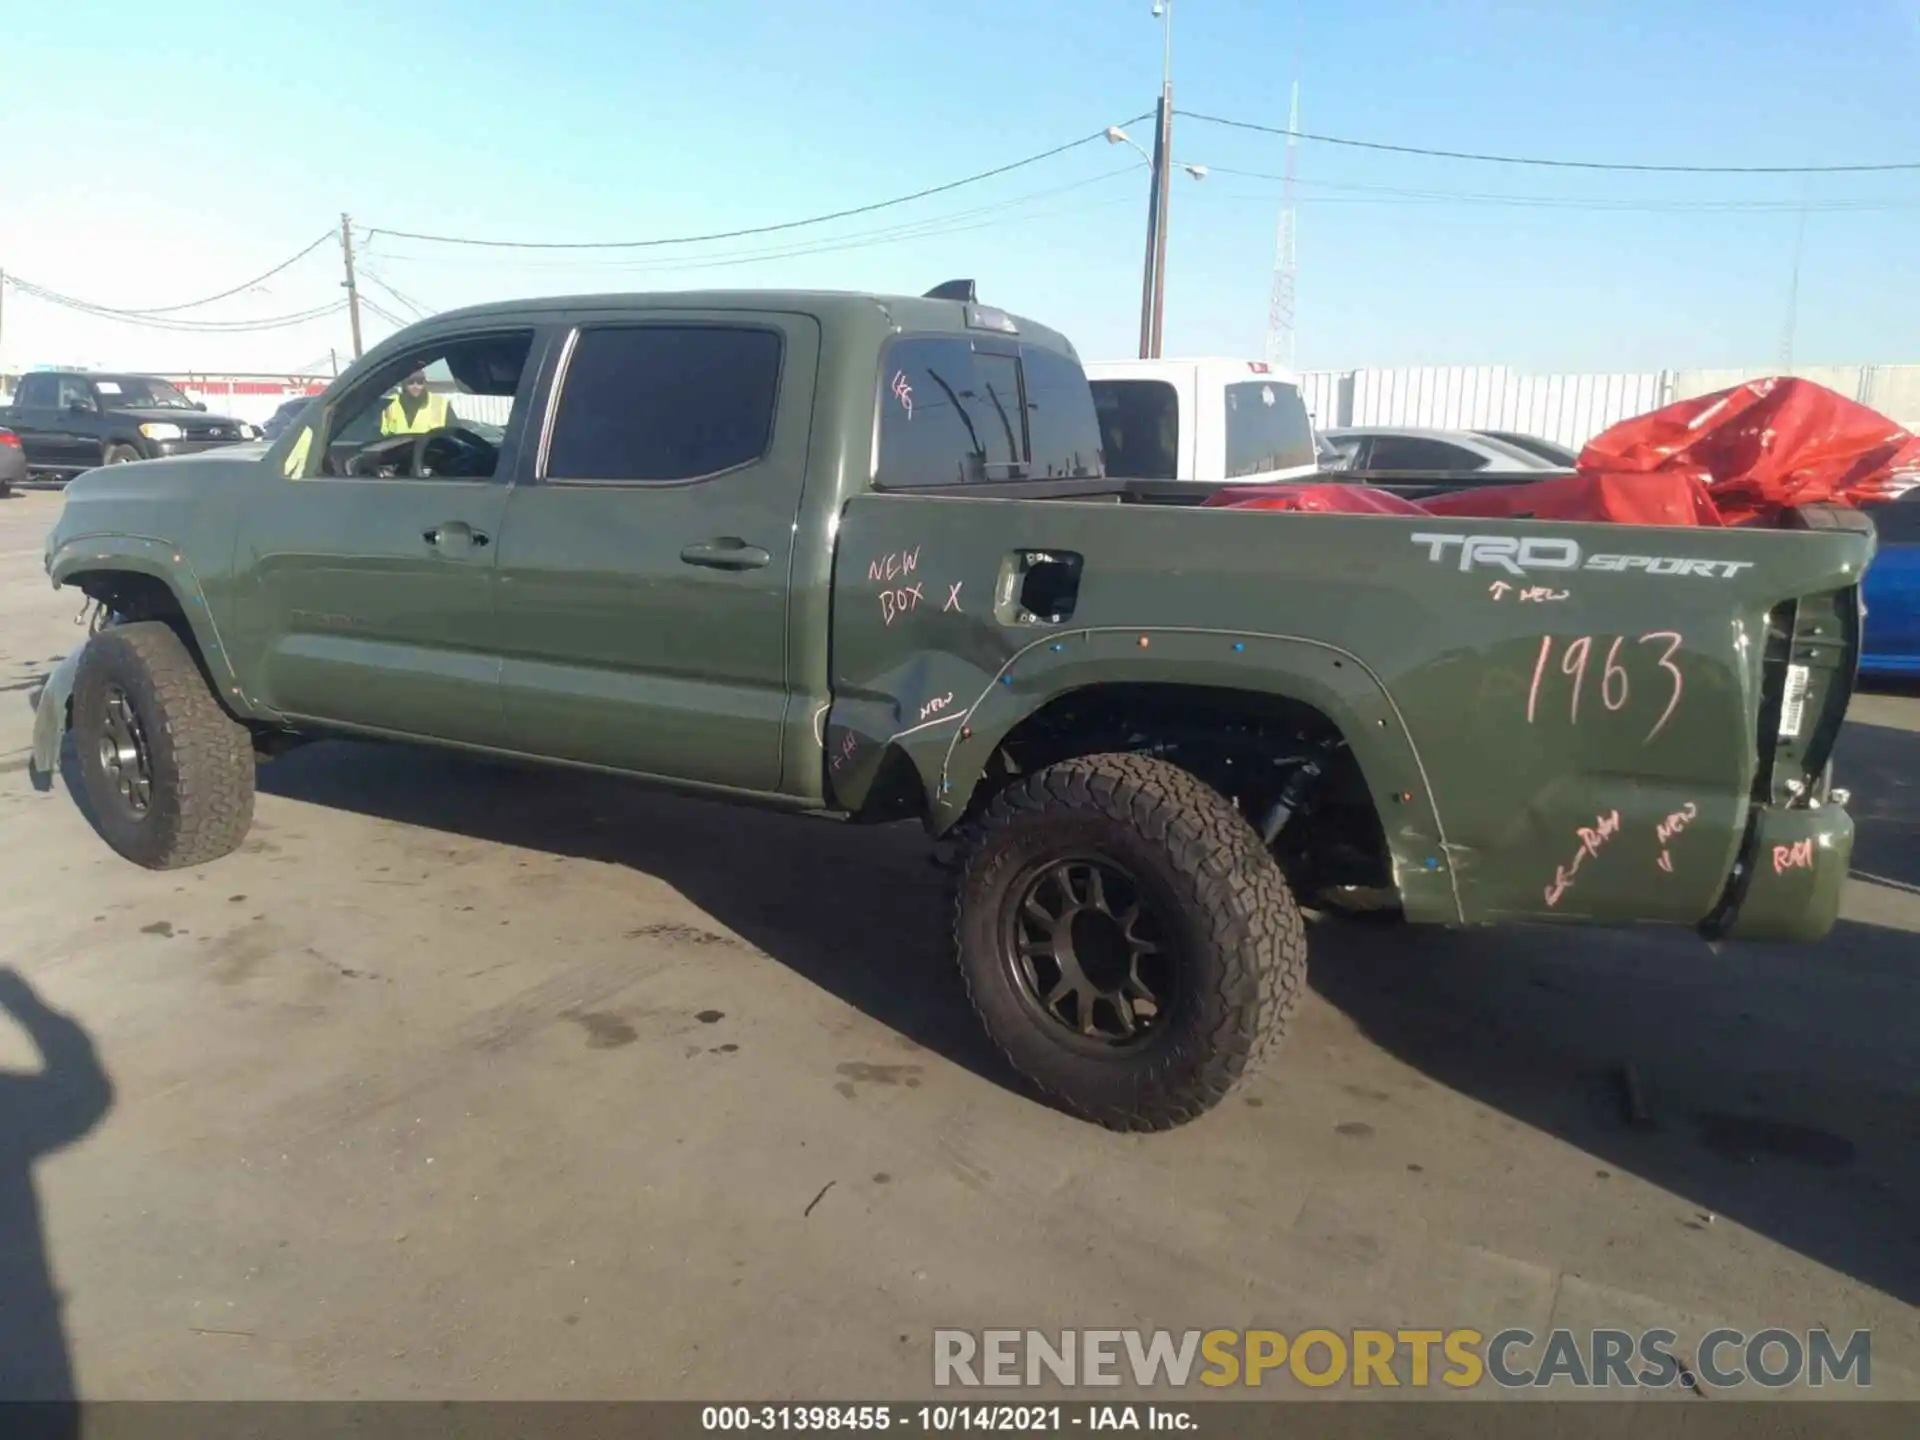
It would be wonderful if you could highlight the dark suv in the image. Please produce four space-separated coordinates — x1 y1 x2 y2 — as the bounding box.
4 371 258 479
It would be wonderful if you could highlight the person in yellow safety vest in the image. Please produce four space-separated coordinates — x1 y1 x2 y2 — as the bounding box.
379 369 455 436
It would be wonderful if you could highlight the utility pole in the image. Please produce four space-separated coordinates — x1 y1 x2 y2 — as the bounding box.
1136 112 1165 360
339 212 364 360
1147 86 1174 358
1136 0 1176 359
0 268 8 374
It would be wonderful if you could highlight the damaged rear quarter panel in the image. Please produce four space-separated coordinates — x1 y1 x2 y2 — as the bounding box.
823 495 1871 929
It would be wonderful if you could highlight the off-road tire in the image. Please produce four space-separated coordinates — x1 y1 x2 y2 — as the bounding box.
103 445 140 465
72 621 255 869
951 752 1308 1131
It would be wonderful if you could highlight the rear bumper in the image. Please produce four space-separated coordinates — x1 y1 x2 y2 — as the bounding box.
1702 800 1855 944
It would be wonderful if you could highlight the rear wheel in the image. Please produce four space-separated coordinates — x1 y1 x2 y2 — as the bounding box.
951 752 1308 1131
71 621 256 869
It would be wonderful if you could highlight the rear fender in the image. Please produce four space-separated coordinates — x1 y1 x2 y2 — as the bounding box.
825 624 1456 924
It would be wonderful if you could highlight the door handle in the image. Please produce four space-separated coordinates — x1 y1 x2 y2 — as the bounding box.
424 522 490 549
680 537 771 570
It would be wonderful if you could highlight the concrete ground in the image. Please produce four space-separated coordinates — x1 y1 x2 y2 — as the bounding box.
0 484 1915 1402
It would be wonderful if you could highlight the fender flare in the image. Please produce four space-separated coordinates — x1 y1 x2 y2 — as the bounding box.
898 624 1465 925
47 534 257 713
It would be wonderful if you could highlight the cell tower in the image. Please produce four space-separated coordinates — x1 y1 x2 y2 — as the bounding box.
1264 81 1301 370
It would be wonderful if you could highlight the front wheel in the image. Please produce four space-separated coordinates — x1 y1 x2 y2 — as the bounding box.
71 621 256 869
951 752 1308 1131
103 444 141 465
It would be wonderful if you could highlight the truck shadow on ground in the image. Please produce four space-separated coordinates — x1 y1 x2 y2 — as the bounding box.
1315 715 1920 1310
256 743 1013 1088
0 968 114 1413
255 720 1920 1309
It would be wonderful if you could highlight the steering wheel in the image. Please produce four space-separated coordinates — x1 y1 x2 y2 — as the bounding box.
411 425 496 478
342 433 419 477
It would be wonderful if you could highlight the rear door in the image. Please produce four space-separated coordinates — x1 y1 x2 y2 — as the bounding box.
490 310 820 793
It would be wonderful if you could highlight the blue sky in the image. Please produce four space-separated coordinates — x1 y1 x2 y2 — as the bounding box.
2 0 1917 375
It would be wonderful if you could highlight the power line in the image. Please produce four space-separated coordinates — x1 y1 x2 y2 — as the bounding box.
356 294 411 330
1203 167 1920 212
369 166 1145 276
1180 110 1920 174
363 120 1152 250
5 277 346 332
357 268 430 320
4 233 337 318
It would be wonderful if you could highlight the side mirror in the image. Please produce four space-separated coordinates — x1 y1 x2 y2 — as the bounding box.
194 401 208 411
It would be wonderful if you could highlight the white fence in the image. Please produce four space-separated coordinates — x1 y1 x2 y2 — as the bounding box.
1300 364 1920 449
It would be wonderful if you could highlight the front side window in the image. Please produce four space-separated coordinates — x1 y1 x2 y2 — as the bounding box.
56 376 97 411
1090 379 1178 481
1223 380 1315 478
313 328 534 480
544 324 784 483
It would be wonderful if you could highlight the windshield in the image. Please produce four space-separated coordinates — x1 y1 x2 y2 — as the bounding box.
92 376 198 410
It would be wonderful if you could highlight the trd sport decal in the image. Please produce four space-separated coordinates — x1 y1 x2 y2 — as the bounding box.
1411 533 1753 579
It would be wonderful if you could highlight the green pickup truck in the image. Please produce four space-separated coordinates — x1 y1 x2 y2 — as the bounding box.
32 283 1872 1131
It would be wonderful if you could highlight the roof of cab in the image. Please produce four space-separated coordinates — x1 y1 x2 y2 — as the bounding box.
413 288 1081 356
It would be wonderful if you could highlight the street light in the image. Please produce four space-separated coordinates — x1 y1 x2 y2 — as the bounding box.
1106 125 1208 180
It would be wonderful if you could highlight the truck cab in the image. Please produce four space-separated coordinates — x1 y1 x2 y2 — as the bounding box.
1085 357 1321 486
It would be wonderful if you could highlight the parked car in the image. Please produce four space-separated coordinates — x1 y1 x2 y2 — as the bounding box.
1086 358 1320 485
0 426 25 496
1472 429 1583 468
1320 426 1573 474
3 370 258 481
1860 488 1919 679
33 282 1868 1131
261 394 322 442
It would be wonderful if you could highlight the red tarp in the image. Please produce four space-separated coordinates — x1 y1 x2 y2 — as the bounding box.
1214 377 1920 527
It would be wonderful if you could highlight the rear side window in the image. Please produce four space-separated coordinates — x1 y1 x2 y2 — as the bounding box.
545 324 783 483
875 337 1102 486
1090 379 1179 480
1223 380 1314 478
1364 436 1491 472
15 375 54 407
